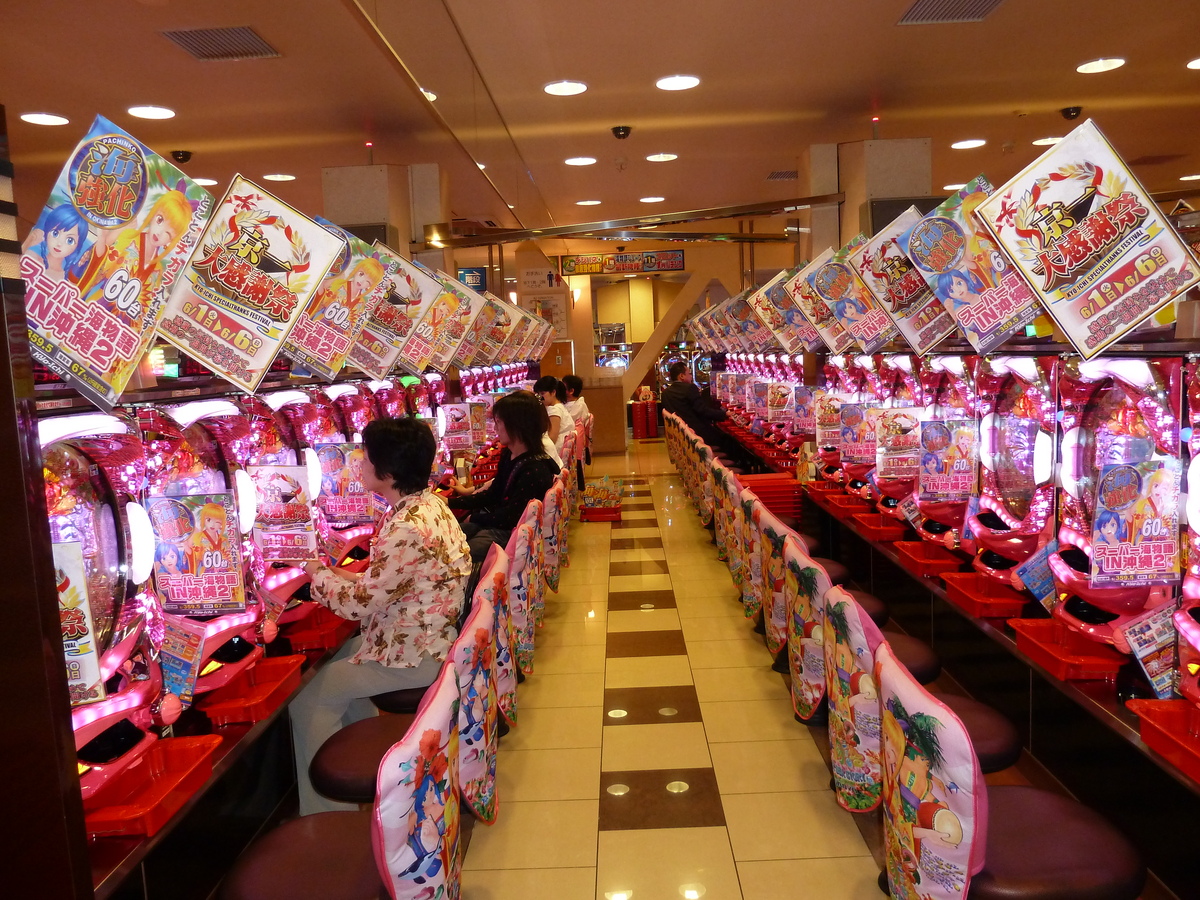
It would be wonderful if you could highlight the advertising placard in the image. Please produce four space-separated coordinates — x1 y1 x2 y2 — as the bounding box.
248 465 319 562
875 409 921 481
1118 602 1178 700
850 207 958 355
900 175 1039 355
807 241 899 353
396 265 481 374
438 402 475 451
975 120 1200 358
283 219 391 381
788 258 857 353
839 403 877 464
315 443 373 524
918 420 978 502
23 115 213 410
1090 459 1181 587
793 385 817 434
54 541 106 706
158 175 345 392
144 492 247 615
453 298 507 367
747 268 825 353
347 242 425 379
767 383 794 424
559 249 684 275
816 392 843 450
159 613 207 709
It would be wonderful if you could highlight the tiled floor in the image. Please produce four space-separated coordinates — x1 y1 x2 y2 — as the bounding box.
461 440 880 900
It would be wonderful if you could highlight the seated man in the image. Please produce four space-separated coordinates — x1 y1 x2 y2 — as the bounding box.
660 360 727 448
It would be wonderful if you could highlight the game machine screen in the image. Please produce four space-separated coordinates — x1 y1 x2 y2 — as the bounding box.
693 351 713 389
816 354 869 484
42 412 170 802
914 355 981 549
967 357 1058 586
367 379 410 419
1050 358 1182 652
871 354 924 518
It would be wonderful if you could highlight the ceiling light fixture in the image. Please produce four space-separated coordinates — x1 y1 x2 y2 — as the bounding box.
1188 58 1200 70
544 80 587 96
1181 174 1200 181
951 139 986 150
640 196 665 203
477 162 486 170
263 173 296 182
420 88 437 102
194 178 219 186
942 183 966 191
656 74 700 91
646 152 678 162
20 112 69 126
1076 57 1125 74
507 203 515 209
128 105 176 120
1032 136 1063 146
576 199 601 206
565 157 596 166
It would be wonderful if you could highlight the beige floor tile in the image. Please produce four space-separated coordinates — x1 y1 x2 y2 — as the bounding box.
541 601 608 627
533 642 607 674
608 572 673 592
596 827 741 900
462 799 599 869
610 526 662 539
520 672 606 708
700 698 806 743
680 616 760 643
496 747 601 801
559 565 612 587
501 706 603 750
723 791 870 861
600 721 713 771
709 739 830 794
553 582 610 606
609 547 667 563
692 666 790 703
687 638 774 669
606 607 682 632
737 857 881 900
604 655 694 688
462 867 596 900
537 619 609 646
675 593 747 617
671 560 738 583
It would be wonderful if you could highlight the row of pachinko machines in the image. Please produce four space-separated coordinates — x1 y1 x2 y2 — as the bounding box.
718 349 1200 781
48 363 530 838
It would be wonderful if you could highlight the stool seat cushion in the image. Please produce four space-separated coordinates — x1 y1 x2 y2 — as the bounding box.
310 713 415 805
845 589 889 628
220 810 385 900
811 557 848 586
370 685 428 714
887 633 941 685
794 531 821 556
934 692 1021 774
970 785 1144 900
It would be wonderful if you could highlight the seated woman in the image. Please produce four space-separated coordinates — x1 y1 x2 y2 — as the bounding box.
534 375 575 458
291 417 472 816
449 390 560 562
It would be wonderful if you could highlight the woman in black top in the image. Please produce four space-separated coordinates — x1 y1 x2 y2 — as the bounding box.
449 390 560 562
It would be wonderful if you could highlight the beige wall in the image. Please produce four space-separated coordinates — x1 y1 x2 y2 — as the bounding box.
628 278 655 342
653 280 684 322
595 282 630 332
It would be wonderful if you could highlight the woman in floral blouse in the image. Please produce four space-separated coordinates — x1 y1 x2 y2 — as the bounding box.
290 417 472 815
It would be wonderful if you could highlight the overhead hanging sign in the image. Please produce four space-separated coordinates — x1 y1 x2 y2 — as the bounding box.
456 267 487 292
746 267 825 353
788 257 858 354
395 264 482 374
807 239 900 354
283 218 390 381
158 175 345 393
559 249 684 275
23 115 214 410
347 242 424 380
974 120 1200 358
850 207 958 356
900 176 1040 355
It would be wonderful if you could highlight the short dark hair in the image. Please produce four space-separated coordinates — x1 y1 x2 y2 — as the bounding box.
361 417 434 494
669 361 689 381
533 375 566 403
562 374 584 399
493 391 549 453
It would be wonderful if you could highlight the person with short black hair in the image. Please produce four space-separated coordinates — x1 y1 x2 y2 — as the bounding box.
661 360 727 447
534 375 575 456
450 390 560 561
291 417 471 815
563 374 590 422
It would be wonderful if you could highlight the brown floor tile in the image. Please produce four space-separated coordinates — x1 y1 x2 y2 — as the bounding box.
598 768 725 830
610 537 664 551
607 589 677 611
604 684 703 725
606 630 688 658
624 478 649 484
609 559 670 576
612 518 659 530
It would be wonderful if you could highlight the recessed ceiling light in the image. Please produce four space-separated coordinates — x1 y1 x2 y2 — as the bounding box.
128 105 175 120
1181 174 1200 181
263 173 296 182
1032 136 1063 146
20 112 69 126
544 80 587 96
951 139 986 150
420 88 437 102
576 199 601 206
194 178 219 186
565 157 596 166
476 162 486 170
646 152 678 162
1076 57 1125 74
507 203 515 209
640 196 665 204
656 74 700 91
942 184 966 191
1189 58 1200 70
625 274 637 278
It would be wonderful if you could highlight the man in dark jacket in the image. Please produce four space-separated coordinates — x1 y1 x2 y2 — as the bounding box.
660 361 726 447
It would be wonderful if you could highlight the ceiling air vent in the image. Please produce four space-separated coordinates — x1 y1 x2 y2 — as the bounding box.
766 170 798 182
161 27 280 61
897 0 1006 24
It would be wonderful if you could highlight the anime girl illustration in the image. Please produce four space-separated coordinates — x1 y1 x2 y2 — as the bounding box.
1126 466 1173 547
188 502 229 574
787 559 826 719
155 541 191 576
22 203 94 283
833 292 869 329
398 729 454 886
760 525 788 652
922 452 944 476
935 269 987 318
310 257 386 332
825 599 882 810
1094 508 1127 550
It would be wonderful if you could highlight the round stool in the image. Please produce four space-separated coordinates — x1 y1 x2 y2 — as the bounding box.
845 589 889 628
309 714 415 805
811 557 848 586
888 633 941 684
934 692 1021 774
796 532 821 556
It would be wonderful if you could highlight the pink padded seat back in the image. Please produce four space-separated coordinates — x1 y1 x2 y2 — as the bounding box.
783 534 835 722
